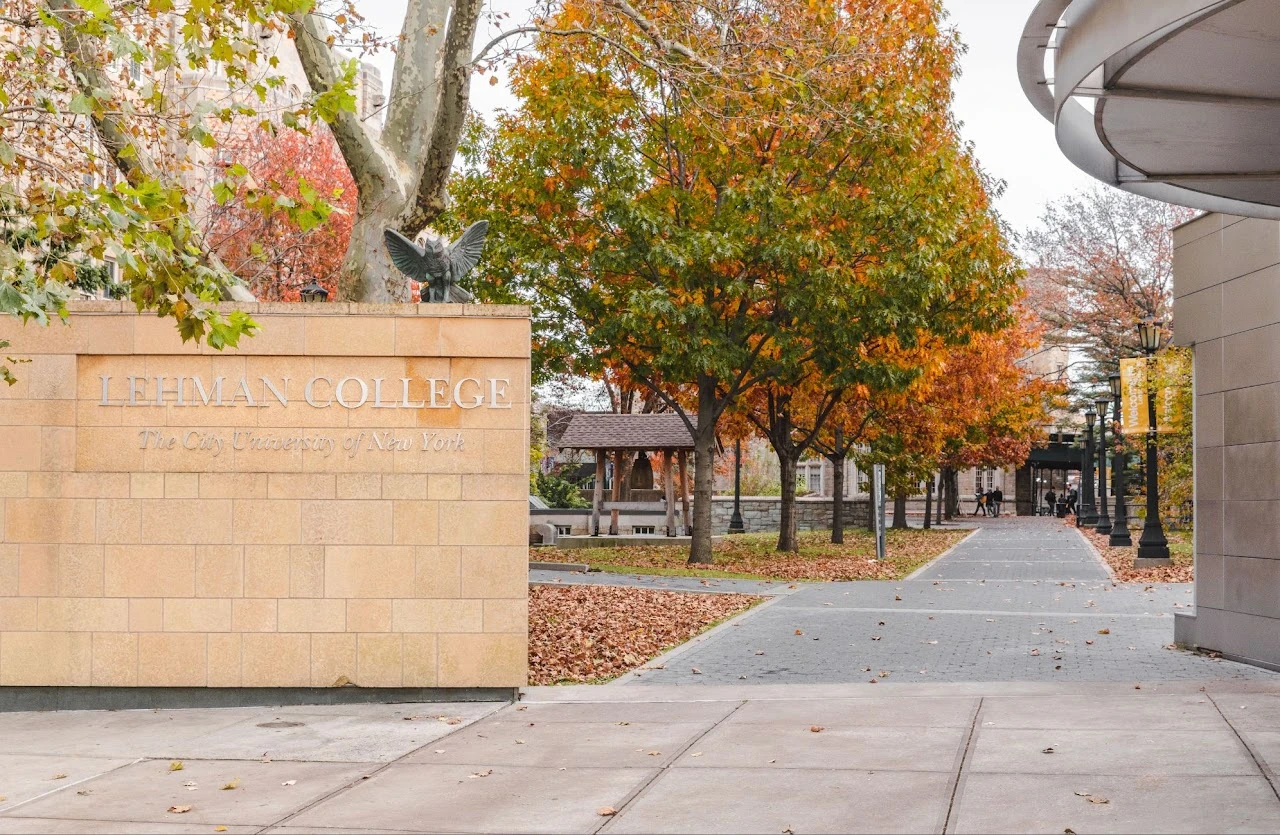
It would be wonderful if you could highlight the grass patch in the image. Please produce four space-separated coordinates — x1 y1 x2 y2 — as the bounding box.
537 527 968 582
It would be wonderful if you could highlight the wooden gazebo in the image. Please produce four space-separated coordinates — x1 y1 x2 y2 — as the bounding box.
556 413 696 537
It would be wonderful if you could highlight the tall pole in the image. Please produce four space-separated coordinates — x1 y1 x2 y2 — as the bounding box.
728 439 745 535
1137 355 1171 563
923 476 933 530
1109 387 1133 547
1080 412 1097 526
1094 400 1111 534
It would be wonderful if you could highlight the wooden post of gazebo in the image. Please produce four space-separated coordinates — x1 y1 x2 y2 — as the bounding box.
592 450 605 535
663 449 676 536
609 449 623 535
678 449 691 535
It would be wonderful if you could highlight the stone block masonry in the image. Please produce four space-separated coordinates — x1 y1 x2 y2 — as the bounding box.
0 301 530 694
709 497 870 535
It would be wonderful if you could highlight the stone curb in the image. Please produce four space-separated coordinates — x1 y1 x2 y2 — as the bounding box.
903 527 983 580
608 584 807 687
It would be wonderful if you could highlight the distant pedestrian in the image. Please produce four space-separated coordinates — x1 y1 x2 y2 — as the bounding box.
972 489 987 516
1044 489 1057 516
1066 488 1078 516
992 487 1004 517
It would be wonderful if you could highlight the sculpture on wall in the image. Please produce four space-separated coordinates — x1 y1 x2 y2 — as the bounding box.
383 221 489 303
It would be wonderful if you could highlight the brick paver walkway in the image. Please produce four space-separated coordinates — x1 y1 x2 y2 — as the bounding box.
622 517 1276 685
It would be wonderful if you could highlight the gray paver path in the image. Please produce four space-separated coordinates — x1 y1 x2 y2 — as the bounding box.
621 517 1277 685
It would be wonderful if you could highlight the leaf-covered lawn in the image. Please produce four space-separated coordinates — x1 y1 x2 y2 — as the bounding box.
1078 524 1194 583
543 528 969 582
528 585 760 685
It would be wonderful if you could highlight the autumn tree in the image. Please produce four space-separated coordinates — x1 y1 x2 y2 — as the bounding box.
451 0 1020 563
857 313 1056 526
1022 188 1196 385
202 125 355 300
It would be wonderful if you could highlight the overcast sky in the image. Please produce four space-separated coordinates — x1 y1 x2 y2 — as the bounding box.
353 0 1100 235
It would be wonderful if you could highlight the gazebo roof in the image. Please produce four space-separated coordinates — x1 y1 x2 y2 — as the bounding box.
556 412 695 451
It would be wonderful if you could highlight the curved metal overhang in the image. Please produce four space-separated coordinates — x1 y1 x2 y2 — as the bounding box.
1017 0 1280 219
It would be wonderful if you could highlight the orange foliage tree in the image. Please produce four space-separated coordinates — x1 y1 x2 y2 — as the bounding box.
204 126 355 301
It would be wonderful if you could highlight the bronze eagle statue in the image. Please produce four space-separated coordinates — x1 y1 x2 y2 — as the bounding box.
383 221 489 303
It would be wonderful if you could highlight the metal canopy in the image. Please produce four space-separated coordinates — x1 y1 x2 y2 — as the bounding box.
1018 0 1280 219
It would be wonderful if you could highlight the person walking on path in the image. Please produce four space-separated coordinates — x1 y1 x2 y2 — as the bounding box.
1044 489 1057 516
992 487 1004 517
1066 487 1078 516
972 489 987 516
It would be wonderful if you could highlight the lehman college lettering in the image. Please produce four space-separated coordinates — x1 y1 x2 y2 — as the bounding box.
99 374 514 410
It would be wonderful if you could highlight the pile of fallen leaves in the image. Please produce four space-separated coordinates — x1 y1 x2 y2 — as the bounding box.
1076 524 1194 583
550 529 967 582
528 585 760 685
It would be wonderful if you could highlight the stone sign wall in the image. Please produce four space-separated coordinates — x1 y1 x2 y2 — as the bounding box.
0 302 530 694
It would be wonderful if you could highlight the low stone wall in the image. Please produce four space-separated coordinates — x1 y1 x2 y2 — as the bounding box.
709 497 870 534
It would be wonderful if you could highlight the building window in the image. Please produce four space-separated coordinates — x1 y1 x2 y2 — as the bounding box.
974 468 995 492
555 525 572 536
633 525 655 535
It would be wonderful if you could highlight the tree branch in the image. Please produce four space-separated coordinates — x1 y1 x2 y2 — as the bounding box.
287 10 403 208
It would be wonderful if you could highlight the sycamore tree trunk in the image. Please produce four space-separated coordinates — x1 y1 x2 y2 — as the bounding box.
289 0 484 301
892 488 909 529
688 380 719 565
941 466 954 520
777 451 800 552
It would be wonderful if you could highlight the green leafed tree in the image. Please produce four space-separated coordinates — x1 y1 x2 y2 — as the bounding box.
450 0 1018 563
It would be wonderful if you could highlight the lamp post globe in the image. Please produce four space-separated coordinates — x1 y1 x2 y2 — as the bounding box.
1108 372 1133 548
1093 395 1111 534
300 280 330 302
1135 321 1172 565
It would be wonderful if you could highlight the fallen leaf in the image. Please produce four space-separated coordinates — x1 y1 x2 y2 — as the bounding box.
50 773 67 780
515 739 526 745
470 769 493 778
615 721 630 726
216 828 228 833
332 675 351 687
76 789 92 796
871 636 882 641
1042 747 1055 754
647 751 662 756
691 752 703 757
598 807 617 817
795 629 804 636
894 595 902 601
1088 797 1110 804
182 781 197 791
433 750 446 754
809 725 824 733
221 779 239 791
1086 640 1094 646
691 667 702 675
167 806 192 814
281 780 296 787
1074 791 1090 797
1098 629 1110 635
169 761 184 772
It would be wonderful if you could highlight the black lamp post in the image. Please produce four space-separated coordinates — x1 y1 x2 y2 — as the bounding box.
1108 372 1133 547
728 439 745 534
300 280 329 302
1135 320 1172 564
1094 395 1111 534
1079 407 1097 527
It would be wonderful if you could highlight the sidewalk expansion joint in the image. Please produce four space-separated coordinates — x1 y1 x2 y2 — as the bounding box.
257 701 508 833
596 700 748 834
942 697 984 834
1207 691 1280 805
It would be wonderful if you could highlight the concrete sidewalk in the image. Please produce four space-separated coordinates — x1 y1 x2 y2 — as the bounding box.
3 681 1280 833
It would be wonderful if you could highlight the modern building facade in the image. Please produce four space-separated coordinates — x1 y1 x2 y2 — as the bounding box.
1020 0 1280 668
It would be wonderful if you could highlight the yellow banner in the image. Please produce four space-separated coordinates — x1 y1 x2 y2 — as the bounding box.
1119 357 1180 433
